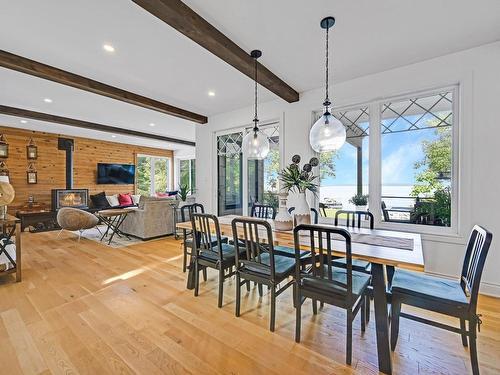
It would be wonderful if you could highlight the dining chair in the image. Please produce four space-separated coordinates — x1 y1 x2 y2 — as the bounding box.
390 225 493 375
231 216 295 332
190 213 239 307
288 207 319 224
181 204 227 273
250 203 276 219
293 223 370 365
318 203 328 217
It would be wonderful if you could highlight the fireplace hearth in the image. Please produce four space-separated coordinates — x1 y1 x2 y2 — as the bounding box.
51 189 89 210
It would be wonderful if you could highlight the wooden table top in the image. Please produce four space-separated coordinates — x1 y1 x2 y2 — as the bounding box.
177 214 424 271
97 208 136 217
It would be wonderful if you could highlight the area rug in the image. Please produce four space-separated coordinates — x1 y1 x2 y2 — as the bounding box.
75 226 144 248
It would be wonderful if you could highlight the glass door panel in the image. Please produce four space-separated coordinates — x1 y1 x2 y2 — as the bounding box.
217 132 243 216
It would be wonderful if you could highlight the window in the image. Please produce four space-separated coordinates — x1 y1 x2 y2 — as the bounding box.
381 91 453 227
318 106 369 217
315 87 457 232
217 131 243 216
136 155 171 196
180 159 196 194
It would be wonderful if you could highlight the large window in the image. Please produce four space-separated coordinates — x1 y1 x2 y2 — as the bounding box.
317 87 457 232
217 132 243 216
318 106 369 217
136 155 171 196
180 159 196 194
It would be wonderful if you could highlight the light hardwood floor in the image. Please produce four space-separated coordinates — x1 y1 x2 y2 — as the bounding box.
1 231 499 374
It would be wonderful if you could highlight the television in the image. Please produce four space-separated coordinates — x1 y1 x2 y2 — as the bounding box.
97 163 135 184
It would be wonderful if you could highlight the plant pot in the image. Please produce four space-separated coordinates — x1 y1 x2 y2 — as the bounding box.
355 205 368 212
292 192 311 226
274 193 293 231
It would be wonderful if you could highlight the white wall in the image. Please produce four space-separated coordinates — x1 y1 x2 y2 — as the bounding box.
196 41 500 296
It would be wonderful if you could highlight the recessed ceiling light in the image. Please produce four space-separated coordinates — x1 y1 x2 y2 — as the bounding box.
20 120 28 124
208 91 215 97
111 135 116 138
149 123 155 127
44 98 53 103
103 44 115 53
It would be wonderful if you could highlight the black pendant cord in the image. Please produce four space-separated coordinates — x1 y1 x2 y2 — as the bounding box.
253 56 259 132
323 25 331 113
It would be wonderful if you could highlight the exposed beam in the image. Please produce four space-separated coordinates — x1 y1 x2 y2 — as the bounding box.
0 105 195 146
0 49 208 124
132 0 300 103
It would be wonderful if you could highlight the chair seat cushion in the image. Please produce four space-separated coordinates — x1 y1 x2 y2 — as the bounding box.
242 252 295 279
186 235 228 247
301 268 371 297
198 243 241 265
391 269 468 306
332 257 371 272
273 245 310 259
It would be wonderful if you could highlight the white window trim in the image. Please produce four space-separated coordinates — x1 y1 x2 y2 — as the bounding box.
177 158 196 195
137 154 171 196
314 84 460 237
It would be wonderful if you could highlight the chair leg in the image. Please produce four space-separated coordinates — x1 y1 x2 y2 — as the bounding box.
203 267 208 282
360 297 366 333
346 311 353 365
182 241 188 273
194 259 199 297
460 318 468 347
218 269 224 308
365 294 371 324
258 283 263 297
270 286 276 332
312 299 318 315
245 280 250 292
469 319 479 375
295 289 301 343
235 273 241 317
390 298 401 351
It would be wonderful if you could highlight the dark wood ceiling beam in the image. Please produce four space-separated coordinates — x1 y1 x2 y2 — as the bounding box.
0 49 207 124
0 105 195 146
132 0 300 103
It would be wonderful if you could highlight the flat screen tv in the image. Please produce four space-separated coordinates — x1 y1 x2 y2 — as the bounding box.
97 163 135 184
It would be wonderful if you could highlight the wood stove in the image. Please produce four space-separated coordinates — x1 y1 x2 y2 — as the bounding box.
52 189 89 210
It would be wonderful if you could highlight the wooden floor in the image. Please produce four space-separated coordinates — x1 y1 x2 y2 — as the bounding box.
1 231 499 375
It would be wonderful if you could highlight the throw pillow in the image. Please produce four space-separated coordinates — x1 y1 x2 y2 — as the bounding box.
90 192 110 208
156 192 169 198
167 190 179 196
131 194 141 205
118 193 133 206
106 194 120 207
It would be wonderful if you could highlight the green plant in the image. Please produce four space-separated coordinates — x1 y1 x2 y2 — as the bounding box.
349 194 368 206
278 155 318 195
178 184 190 201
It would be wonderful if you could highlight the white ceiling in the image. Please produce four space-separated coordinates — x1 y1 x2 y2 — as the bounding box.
1 0 499 149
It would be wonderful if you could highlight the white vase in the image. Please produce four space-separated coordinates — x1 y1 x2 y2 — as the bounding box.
293 192 311 226
355 205 368 212
274 193 293 231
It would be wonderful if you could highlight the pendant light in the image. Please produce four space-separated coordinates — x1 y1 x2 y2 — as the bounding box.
309 17 346 152
242 50 270 160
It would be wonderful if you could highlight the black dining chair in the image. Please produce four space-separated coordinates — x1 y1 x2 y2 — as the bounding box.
318 203 328 217
390 225 493 375
190 213 240 308
250 203 276 219
181 203 228 273
293 224 370 365
288 207 319 224
232 216 295 332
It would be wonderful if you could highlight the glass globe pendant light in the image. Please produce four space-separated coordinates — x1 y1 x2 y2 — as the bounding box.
309 17 346 152
242 50 270 160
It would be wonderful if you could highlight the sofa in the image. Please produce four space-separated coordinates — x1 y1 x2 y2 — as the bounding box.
120 196 178 240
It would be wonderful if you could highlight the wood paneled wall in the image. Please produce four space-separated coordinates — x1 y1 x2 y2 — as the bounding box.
0 126 174 211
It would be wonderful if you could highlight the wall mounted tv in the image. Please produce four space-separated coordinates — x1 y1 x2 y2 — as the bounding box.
97 163 135 184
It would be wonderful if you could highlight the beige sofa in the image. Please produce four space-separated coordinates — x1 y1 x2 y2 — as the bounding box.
121 196 178 240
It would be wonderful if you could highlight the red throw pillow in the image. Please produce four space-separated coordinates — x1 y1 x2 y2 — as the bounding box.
118 193 133 206
156 192 169 198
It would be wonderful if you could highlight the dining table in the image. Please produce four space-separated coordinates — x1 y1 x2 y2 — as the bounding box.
176 214 424 375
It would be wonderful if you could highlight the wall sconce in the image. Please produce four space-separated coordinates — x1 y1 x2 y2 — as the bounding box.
0 135 8 158
27 138 38 160
27 163 38 184
0 161 9 176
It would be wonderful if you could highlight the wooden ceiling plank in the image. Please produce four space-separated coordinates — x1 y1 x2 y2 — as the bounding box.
0 49 208 124
0 105 196 146
132 0 300 103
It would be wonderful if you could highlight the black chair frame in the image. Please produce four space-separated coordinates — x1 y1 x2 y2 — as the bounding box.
335 210 374 229
250 204 276 219
288 207 319 224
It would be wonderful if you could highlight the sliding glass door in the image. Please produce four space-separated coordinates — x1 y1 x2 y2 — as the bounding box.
216 123 280 216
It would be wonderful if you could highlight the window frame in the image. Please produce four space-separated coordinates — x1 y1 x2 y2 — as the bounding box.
179 158 196 195
136 154 171 196
315 84 460 236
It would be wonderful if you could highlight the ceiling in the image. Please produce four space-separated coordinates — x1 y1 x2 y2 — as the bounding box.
1 0 499 149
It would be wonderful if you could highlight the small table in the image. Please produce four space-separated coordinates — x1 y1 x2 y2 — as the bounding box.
0 214 22 282
97 208 134 245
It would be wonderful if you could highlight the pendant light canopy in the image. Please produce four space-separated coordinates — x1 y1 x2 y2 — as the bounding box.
309 16 346 153
242 50 270 160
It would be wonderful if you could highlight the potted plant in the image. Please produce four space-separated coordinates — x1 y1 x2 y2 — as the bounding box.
278 155 319 226
177 184 190 207
349 194 368 211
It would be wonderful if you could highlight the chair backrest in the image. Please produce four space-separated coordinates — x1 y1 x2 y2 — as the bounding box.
231 216 279 282
460 225 493 310
334 210 374 229
288 207 319 224
190 213 225 261
250 204 276 219
318 203 328 217
180 203 205 222
293 224 354 302
381 201 390 222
